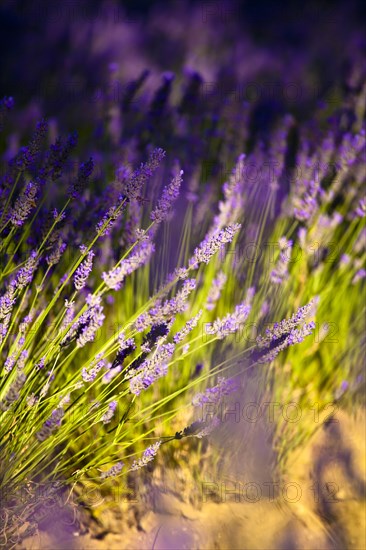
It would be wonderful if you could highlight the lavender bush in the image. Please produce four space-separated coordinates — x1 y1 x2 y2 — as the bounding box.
0 107 313 541
0 1 365 545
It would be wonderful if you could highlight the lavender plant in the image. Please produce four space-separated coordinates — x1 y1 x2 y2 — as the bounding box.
0 106 322 542
0 20 365 540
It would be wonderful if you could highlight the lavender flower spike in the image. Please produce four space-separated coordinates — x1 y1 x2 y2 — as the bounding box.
4 349 28 374
46 239 67 267
257 321 316 363
0 371 27 411
128 343 175 394
61 294 105 348
74 247 95 290
81 354 106 382
130 442 161 471
150 170 183 223
76 295 105 348
10 181 39 227
68 157 94 198
122 148 165 200
255 300 316 363
100 462 124 479
0 280 17 321
36 408 64 441
256 300 315 349
102 238 154 291
352 269 366 284
355 197 366 218
173 310 203 343
188 223 241 269
206 300 252 340
16 251 39 289
195 416 221 438
270 238 292 284
206 271 227 310
134 278 196 331
96 205 121 237
192 377 238 407
101 400 117 424
12 119 48 171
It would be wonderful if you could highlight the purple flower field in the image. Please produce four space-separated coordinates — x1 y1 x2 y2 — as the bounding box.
0 1 365 548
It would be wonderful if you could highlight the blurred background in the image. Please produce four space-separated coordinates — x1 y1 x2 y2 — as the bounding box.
1 0 365 131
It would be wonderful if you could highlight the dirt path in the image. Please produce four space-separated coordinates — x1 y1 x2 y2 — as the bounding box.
21 409 365 550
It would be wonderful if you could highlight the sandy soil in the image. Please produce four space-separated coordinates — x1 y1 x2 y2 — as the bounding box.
19 408 365 550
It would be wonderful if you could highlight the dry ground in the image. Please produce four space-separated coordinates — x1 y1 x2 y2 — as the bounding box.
20 408 366 550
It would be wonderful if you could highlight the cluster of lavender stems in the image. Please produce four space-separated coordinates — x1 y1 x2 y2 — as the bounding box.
0 59 365 523
0 112 263 493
